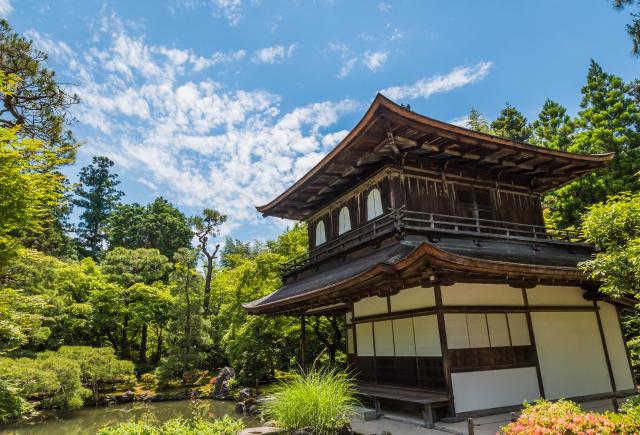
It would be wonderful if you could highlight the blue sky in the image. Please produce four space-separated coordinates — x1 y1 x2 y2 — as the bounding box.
2 0 638 244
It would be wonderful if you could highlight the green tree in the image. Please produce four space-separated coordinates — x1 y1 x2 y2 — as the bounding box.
74 156 123 260
101 247 171 360
466 108 493 134
108 197 192 260
0 19 78 160
545 60 640 227
0 72 72 270
613 0 640 56
160 248 210 383
191 208 227 314
531 99 575 151
490 103 532 142
0 287 49 352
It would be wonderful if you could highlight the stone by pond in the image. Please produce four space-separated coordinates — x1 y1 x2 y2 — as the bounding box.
0 399 259 435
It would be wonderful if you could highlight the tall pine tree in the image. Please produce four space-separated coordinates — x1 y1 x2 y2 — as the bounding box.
545 60 640 227
466 108 493 134
73 156 123 259
490 103 532 142
531 99 575 151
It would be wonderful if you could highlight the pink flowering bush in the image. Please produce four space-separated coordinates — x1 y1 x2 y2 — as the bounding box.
500 399 640 434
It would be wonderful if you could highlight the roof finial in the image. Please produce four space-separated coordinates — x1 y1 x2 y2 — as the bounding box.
400 103 411 111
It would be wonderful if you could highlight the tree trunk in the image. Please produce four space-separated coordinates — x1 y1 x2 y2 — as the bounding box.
139 324 148 365
121 314 130 359
203 254 214 314
183 270 192 383
153 328 163 365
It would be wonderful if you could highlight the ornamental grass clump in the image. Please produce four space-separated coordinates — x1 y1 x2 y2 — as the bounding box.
261 367 358 433
500 399 640 434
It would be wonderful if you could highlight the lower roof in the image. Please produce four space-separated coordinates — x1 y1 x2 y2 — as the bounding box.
243 235 596 315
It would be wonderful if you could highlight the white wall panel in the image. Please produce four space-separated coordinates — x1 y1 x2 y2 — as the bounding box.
445 314 469 349
508 313 530 346
467 314 490 348
451 367 540 413
355 323 374 356
393 318 416 356
390 286 436 312
527 286 591 306
488 314 511 347
354 296 388 317
598 302 635 391
414 315 441 356
532 312 611 399
442 283 524 306
374 320 394 356
347 327 354 354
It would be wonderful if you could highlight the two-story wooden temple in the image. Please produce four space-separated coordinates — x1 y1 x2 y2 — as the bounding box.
244 94 636 424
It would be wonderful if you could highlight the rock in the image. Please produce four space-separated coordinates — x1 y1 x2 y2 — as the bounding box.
213 367 236 399
238 428 282 435
235 401 245 414
247 404 259 416
118 391 134 403
239 387 253 401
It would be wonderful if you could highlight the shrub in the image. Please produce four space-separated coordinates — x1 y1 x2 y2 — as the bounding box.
261 367 358 433
500 399 640 434
0 379 32 422
97 416 244 435
140 373 158 386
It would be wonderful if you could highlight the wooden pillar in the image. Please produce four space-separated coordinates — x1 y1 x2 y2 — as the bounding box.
300 314 307 370
522 288 545 399
616 305 636 388
434 283 455 416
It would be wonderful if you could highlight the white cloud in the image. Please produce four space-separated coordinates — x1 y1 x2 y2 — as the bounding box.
338 57 357 79
0 0 12 16
449 116 470 128
30 18 357 230
175 0 243 26
378 2 391 12
362 50 389 72
252 43 296 64
381 61 493 100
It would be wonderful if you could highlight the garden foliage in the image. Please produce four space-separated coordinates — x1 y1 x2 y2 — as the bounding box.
261 367 358 433
96 415 244 435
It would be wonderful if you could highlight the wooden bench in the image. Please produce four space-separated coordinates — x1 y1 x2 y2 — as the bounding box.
356 384 451 428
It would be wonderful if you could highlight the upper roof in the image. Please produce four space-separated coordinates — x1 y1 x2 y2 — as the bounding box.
258 94 613 220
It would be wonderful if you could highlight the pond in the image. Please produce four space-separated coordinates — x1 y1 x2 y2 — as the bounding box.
0 400 259 435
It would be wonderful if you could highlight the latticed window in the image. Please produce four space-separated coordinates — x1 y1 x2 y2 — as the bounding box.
367 188 383 220
315 220 326 246
338 206 351 234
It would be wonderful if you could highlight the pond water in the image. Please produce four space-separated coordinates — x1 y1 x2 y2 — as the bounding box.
0 400 259 435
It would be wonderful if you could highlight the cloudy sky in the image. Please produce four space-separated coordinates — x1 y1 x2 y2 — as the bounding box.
2 0 638 243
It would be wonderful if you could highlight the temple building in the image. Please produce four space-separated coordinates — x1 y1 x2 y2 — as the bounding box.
244 94 636 425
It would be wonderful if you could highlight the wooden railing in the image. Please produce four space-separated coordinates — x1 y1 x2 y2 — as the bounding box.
280 207 585 276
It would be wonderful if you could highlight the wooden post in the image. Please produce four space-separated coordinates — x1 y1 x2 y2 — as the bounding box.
300 314 307 370
467 418 475 435
435 283 455 416
522 288 545 399
593 300 619 410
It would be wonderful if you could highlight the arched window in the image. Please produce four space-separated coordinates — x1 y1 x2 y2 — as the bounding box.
367 188 383 220
315 220 326 246
338 206 351 235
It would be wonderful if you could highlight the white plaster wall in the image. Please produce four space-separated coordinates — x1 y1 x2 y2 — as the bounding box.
347 327 354 354
487 314 510 347
467 314 490 348
354 296 388 317
390 286 435 312
355 323 374 356
598 302 635 391
393 318 416 356
413 315 441 356
374 320 394 356
507 313 530 346
445 314 469 349
532 311 612 399
451 367 540 413
526 286 592 306
441 283 524 306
